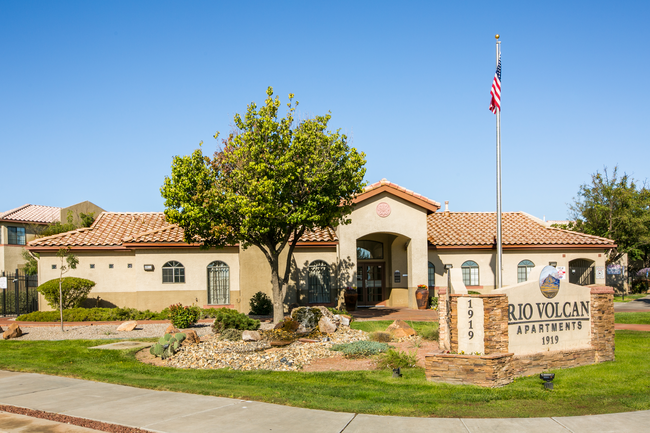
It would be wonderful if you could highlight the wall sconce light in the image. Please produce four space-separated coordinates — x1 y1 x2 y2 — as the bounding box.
444 264 453 271
143 264 154 271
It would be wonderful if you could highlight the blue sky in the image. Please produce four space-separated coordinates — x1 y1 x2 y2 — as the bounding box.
2 1 648 221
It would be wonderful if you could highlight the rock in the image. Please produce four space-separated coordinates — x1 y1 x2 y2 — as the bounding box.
269 339 293 347
3 323 22 340
116 321 137 332
298 338 319 343
242 330 261 342
0 325 3 333
335 315 351 327
318 316 338 334
165 324 180 334
274 319 299 332
181 329 200 344
386 320 416 337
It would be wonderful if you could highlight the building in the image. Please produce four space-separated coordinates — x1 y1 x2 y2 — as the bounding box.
1 201 104 275
27 180 615 313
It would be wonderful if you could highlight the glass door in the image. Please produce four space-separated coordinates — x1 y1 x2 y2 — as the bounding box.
356 263 384 305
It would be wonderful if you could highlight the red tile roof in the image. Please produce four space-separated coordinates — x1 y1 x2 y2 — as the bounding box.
428 212 615 247
354 179 440 212
29 212 338 248
0 204 61 224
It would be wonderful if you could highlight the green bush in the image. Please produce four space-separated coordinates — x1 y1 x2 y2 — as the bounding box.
429 296 439 310
330 340 390 358
419 326 439 341
376 349 418 369
149 332 186 359
468 290 481 295
327 307 349 316
211 308 260 333
218 328 243 341
168 303 200 329
16 307 168 322
369 331 392 342
249 291 273 315
37 277 96 309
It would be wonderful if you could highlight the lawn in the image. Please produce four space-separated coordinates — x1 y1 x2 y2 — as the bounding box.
615 312 650 324
0 331 648 418
614 294 648 303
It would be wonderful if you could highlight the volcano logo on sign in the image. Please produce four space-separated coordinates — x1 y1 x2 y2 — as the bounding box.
539 266 560 299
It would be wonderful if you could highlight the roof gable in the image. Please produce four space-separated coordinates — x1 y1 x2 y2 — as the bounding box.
0 204 61 224
353 179 440 214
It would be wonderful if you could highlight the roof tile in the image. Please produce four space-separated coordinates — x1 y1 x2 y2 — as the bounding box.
0 204 61 224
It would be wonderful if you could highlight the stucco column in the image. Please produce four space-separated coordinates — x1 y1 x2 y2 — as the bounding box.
407 237 428 309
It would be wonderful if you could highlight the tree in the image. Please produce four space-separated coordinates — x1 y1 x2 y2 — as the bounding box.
563 167 650 266
161 87 366 323
55 248 79 331
21 250 39 276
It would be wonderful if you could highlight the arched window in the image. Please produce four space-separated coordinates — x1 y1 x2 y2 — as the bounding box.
162 261 185 283
357 240 383 260
308 260 331 303
461 260 479 286
517 260 535 283
428 262 436 288
207 261 230 305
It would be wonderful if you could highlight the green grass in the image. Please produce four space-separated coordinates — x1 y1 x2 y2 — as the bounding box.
351 320 438 335
614 294 648 303
615 312 650 324
1 331 649 418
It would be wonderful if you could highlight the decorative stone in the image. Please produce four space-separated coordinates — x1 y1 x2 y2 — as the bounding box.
298 338 319 343
116 321 137 332
165 324 180 334
386 320 416 338
318 316 338 334
181 329 200 344
0 325 3 333
338 315 351 327
3 323 22 340
269 339 293 347
242 330 261 342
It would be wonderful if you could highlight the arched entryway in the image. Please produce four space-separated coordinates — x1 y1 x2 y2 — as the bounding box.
569 259 595 285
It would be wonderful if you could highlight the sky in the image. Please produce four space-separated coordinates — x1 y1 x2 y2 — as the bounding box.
1 0 648 221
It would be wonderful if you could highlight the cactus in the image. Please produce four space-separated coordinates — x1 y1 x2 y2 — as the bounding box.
150 332 188 359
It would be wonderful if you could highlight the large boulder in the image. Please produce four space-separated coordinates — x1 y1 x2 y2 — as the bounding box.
290 307 323 331
242 330 262 342
386 320 416 338
3 323 22 340
181 329 200 345
318 316 338 334
165 324 180 334
116 321 137 332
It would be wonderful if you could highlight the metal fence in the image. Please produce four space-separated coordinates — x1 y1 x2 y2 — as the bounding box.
1 269 38 317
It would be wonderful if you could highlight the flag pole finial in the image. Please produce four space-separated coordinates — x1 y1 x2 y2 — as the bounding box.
495 34 500 40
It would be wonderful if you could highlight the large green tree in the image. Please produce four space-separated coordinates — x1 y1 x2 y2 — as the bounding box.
562 167 650 266
161 87 366 323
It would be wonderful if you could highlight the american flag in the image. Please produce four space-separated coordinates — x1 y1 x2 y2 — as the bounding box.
489 53 501 114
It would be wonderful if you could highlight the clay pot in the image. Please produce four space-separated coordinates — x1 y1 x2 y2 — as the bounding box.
344 292 358 312
415 287 429 310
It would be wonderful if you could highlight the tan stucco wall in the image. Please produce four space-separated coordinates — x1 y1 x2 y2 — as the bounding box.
336 192 429 308
1 222 44 273
60 201 105 226
37 247 240 312
429 248 609 292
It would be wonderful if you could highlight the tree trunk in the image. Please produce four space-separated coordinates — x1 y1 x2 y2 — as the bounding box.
269 255 285 324
59 279 64 332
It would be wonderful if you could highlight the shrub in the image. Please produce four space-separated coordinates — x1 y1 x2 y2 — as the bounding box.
16 307 168 322
327 307 348 316
37 277 96 309
150 333 186 359
218 329 243 341
369 331 392 342
168 303 200 329
330 340 390 358
429 296 439 310
249 291 273 315
211 308 260 333
376 349 418 369
419 326 439 341
468 290 481 295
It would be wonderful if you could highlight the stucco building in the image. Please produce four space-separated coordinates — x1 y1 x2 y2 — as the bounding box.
27 180 615 313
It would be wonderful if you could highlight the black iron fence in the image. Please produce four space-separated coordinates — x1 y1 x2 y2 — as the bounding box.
1 269 38 317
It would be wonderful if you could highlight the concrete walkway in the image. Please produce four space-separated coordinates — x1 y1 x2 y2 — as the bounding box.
0 370 648 433
613 295 650 312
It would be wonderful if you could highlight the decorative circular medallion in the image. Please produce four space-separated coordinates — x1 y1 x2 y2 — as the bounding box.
539 266 560 299
376 202 391 218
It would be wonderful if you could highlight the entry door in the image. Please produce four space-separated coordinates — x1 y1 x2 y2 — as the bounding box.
357 263 384 305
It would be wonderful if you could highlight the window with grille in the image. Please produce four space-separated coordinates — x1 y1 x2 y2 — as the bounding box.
461 260 479 286
517 260 535 283
308 260 331 303
162 261 185 283
428 262 436 288
8 227 26 245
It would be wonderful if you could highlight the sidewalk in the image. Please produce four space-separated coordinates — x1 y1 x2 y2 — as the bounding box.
0 370 648 433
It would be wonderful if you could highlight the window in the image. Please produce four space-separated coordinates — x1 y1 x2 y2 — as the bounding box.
517 260 535 283
8 227 26 245
461 260 479 286
52 264 57 269
90 264 95 269
207 261 229 304
127 263 133 268
428 262 436 288
162 261 185 283
308 260 331 303
109 264 114 269
357 240 383 260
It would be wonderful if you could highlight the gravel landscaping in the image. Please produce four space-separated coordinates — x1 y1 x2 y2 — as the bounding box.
4 323 213 341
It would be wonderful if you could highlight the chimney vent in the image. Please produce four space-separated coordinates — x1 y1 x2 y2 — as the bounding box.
444 201 449 212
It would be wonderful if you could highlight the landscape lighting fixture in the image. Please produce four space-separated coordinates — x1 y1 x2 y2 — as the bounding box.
540 373 555 390
444 264 453 270
143 264 154 271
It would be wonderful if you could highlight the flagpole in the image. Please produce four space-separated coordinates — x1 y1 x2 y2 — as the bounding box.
495 34 503 289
